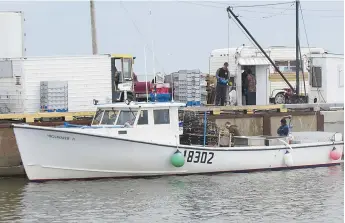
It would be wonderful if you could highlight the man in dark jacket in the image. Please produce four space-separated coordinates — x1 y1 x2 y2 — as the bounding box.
241 70 248 105
215 62 229 106
277 118 289 136
245 69 256 105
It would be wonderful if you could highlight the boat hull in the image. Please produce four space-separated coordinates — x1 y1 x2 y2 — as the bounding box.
13 125 344 181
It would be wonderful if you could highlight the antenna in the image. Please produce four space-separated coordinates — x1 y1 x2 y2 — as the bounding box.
171 70 174 102
149 4 156 85
144 45 149 102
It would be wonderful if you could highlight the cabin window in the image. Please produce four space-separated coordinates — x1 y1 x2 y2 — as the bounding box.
123 58 132 80
153 109 170 125
310 67 322 88
92 109 104 125
137 110 149 125
116 110 138 126
100 110 119 125
114 59 123 83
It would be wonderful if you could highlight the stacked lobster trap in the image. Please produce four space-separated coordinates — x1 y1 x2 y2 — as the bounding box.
165 69 208 106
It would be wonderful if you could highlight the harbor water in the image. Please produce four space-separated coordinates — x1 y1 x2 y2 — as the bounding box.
0 165 343 223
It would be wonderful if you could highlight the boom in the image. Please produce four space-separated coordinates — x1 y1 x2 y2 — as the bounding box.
226 6 295 92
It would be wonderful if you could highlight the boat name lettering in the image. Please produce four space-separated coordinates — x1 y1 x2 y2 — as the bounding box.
183 150 214 164
47 134 74 140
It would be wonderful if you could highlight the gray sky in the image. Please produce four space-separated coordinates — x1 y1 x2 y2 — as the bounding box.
1 0 344 76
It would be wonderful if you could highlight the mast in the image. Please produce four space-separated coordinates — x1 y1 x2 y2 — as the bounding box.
295 0 300 95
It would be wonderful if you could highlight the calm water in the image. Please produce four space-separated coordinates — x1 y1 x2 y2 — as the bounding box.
0 166 343 223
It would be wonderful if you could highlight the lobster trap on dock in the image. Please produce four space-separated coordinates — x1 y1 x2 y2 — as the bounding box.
179 103 342 147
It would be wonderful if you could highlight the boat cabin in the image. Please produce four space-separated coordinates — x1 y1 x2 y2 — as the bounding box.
89 101 185 144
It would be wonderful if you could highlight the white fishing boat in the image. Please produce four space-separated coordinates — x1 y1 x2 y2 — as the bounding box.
13 101 344 182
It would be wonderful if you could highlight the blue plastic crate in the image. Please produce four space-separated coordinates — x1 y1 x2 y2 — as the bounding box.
150 93 171 102
186 101 201 107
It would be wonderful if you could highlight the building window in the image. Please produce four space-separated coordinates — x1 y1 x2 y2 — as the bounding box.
275 60 299 72
289 60 296 72
275 60 288 72
153 109 170 124
310 67 322 88
137 110 148 125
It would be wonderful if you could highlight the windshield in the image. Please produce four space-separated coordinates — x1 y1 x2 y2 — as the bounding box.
92 109 104 125
123 58 132 80
116 110 138 126
114 59 123 83
100 110 119 125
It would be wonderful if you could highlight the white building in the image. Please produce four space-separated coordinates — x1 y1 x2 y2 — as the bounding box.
209 46 343 105
0 55 113 113
0 11 25 58
307 53 344 104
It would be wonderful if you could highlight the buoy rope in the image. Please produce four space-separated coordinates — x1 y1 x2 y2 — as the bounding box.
278 138 293 152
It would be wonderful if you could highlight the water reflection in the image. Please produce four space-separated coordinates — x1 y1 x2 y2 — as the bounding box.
0 178 26 222
0 166 343 223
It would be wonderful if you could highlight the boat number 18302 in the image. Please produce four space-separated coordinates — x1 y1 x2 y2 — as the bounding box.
183 150 214 164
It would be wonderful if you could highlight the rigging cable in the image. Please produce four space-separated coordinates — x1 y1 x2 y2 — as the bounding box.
227 12 230 66
177 1 343 19
227 8 274 105
261 2 295 19
119 0 166 74
299 2 326 103
227 10 271 66
299 2 323 129
208 0 342 13
207 1 295 8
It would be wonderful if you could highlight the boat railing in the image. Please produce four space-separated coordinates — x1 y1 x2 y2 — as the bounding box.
60 122 129 129
80 125 127 129
232 135 293 147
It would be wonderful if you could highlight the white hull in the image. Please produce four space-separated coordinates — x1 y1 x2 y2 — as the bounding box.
13 125 344 181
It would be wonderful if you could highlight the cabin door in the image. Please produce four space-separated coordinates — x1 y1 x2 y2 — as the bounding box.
255 65 269 105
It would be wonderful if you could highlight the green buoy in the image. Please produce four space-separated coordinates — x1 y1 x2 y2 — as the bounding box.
171 150 185 167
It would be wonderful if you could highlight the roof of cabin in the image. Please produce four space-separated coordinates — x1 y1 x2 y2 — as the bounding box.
96 101 186 109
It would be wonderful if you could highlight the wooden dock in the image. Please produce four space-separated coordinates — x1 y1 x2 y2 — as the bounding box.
0 103 342 123
185 104 287 114
0 111 95 123
184 103 344 114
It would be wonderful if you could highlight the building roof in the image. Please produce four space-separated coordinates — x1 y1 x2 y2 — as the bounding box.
238 57 271 65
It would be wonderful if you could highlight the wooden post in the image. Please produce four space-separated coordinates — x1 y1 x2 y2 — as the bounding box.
316 111 324 131
90 0 98 54
263 114 271 136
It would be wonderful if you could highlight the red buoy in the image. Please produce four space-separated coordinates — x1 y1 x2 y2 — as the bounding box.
330 147 342 160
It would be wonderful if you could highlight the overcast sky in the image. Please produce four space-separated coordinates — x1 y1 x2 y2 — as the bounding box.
1 0 344 76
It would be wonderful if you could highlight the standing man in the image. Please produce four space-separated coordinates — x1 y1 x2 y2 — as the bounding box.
215 62 229 106
241 70 248 105
246 69 256 105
